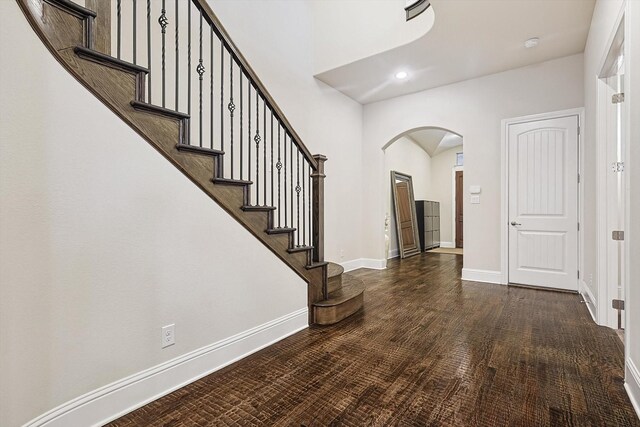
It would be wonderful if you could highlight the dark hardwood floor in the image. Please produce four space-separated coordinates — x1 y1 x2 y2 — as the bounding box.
108 253 639 426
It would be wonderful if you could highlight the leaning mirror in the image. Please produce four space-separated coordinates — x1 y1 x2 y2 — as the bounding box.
390 171 421 258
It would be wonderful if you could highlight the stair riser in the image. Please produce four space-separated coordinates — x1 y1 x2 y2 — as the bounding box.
327 276 343 294
314 293 364 326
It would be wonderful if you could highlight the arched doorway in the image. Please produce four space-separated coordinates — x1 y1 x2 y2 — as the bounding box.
383 126 464 261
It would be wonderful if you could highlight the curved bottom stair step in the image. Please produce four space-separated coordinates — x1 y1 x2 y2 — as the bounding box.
313 273 364 326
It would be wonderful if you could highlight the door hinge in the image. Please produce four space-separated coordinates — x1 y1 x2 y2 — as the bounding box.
612 230 625 241
578 173 581 183
612 162 625 172
577 270 580 279
612 299 625 310
612 93 625 104
578 222 580 231
577 126 581 136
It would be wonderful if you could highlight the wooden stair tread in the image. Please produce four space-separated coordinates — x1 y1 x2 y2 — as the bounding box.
314 274 365 307
176 144 223 156
74 46 148 74
56 0 97 17
242 205 276 212
212 177 253 186
306 261 329 270
327 262 344 279
131 101 190 119
266 227 296 235
287 245 313 253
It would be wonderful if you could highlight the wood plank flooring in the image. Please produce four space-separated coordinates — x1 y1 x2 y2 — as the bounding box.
108 253 639 426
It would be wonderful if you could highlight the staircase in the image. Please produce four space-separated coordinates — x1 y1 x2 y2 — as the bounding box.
17 0 363 325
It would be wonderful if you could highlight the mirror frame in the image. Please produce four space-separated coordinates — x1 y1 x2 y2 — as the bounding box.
390 171 422 259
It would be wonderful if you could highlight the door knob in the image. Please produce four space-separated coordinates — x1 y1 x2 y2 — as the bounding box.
510 221 522 226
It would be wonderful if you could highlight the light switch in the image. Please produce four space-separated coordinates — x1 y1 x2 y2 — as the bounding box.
470 185 481 194
471 195 480 204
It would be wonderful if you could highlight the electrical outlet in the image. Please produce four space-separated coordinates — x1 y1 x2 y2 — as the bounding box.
161 324 175 348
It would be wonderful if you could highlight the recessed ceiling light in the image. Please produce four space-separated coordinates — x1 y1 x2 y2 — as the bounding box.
395 71 408 80
524 37 540 49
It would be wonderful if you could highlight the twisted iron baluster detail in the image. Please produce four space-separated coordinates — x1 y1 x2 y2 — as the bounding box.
197 9 204 147
158 5 168 107
276 125 282 228
254 95 260 205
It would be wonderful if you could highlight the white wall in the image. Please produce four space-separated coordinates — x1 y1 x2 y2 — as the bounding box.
210 0 364 265
430 147 462 246
384 136 432 257
362 54 584 278
311 0 434 74
0 2 331 426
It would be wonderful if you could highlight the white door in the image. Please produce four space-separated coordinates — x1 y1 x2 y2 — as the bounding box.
508 115 579 290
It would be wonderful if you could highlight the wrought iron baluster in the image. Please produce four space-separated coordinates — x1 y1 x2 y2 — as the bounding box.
228 56 235 178
296 149 301 246
240 72 244 180
210 27 213 150
308 164 312 247
276 124 282 228
132 0 137 64
116 0 121 59
146 0 151 102
197 9 204 147
187 1 191 117
270 110 274 208
302 159 306 245
248 82 252 188
255 94 260 205
159 1 168 108
284 133 288 227
263 101 266 205
290 135 294 234
220 41 224 160
174 0 178 111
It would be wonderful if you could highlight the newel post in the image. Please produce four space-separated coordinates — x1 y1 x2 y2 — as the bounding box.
312 154 327 263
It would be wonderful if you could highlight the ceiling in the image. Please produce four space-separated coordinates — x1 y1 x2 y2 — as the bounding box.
315 0 596 104
407 128 462 157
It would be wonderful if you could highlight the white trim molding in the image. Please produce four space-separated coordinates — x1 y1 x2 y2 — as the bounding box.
579 280 598 323
23 308 309 427
388 248 400 259
461 268 503 284
451 165 463 249
341 258 387 272
625 358 640 420
440 241 455 249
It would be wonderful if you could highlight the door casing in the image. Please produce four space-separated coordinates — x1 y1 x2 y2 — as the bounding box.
501 108 585 287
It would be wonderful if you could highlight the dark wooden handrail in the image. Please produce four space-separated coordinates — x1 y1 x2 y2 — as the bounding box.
191 0 318 171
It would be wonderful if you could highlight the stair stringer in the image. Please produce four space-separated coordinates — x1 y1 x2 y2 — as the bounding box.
17 0 325 323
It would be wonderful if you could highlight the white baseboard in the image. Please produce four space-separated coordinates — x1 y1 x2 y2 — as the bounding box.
461 268 504 285
341 258 387 272
440 241 455 248
24 308 309 427
579 280 597 323
388 248 399 259
625 358 640 420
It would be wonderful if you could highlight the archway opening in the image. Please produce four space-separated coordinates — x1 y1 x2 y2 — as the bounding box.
383 126 464 261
